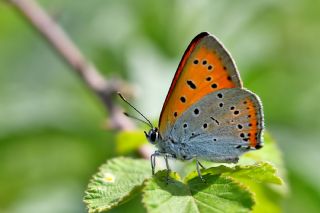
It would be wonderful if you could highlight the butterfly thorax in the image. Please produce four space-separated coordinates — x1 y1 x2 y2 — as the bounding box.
145 127 188 160
157 135 194 160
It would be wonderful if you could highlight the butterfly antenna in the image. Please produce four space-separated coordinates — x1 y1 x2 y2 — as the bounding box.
123 112 152 128
118 93 153 128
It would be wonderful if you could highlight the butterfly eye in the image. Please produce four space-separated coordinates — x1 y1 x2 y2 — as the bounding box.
150 132 157 142
146 129 159 144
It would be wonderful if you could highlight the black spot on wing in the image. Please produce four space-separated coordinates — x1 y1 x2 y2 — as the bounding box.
180 96 186 103
186 80 196 89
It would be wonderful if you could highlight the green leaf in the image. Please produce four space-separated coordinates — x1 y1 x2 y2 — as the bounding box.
84 157 151 213
178 133 285 213
182 162 283 213
143 171 254 213
239 132 287 213
185 162 282 185
116 131 147 154
227 162 282 185
240 132 285 175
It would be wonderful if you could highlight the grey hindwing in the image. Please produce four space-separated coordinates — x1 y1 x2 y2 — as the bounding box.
158 88 263 162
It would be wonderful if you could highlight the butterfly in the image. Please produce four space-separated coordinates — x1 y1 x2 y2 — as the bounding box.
121 32 264 180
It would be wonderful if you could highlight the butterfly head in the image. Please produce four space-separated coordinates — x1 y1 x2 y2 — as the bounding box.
118 93 159 144
145 127 160 144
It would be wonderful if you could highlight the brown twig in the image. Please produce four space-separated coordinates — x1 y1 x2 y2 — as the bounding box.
8 0 151 158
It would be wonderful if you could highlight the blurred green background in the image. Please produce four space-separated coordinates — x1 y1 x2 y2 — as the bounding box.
1 0 320 212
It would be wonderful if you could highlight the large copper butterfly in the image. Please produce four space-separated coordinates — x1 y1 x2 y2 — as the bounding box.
122 32 264 180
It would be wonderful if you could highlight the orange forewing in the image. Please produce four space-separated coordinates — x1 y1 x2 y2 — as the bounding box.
159 32 242 135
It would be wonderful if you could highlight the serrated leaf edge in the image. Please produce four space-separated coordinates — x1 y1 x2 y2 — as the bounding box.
83 157 151 213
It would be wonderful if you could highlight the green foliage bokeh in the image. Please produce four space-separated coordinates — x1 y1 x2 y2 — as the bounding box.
0 0 320 212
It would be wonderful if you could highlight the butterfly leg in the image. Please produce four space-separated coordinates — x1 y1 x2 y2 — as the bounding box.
197 160 206 169
196 159 206 182
164 154 171 183
151 151 160 175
